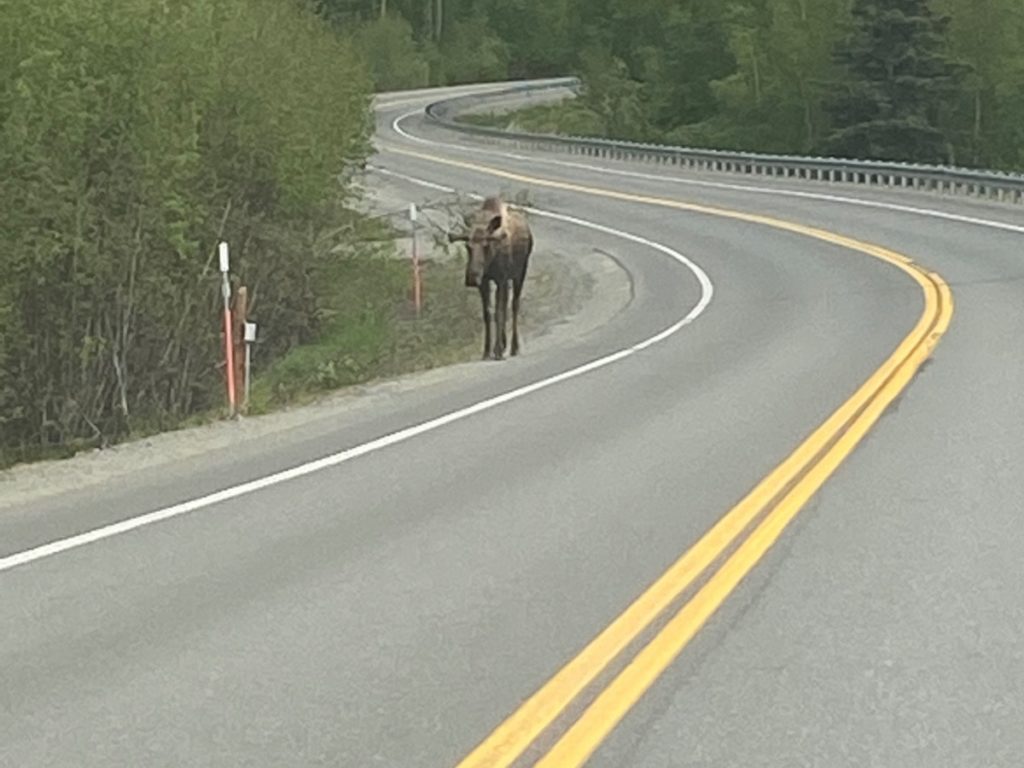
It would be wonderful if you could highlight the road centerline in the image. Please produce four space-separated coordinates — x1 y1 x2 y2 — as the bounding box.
534 274 952 767
373 131 954 768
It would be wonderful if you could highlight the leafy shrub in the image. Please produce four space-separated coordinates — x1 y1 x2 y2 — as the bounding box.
0 0 373 463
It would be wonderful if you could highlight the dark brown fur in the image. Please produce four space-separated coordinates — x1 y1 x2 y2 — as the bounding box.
449 197 533 360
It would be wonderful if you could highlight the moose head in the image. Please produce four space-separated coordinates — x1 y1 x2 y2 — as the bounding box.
448 209 508 288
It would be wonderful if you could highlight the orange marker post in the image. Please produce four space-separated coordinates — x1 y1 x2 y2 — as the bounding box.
219 241 237 416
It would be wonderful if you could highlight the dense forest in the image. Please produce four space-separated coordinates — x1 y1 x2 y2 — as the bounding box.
2 0 1022 465
333 0 1024 170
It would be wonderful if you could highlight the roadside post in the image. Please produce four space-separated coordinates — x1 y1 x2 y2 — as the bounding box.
410 202 422 315
232 285 248 404
218 241 237 417
243 321 257 412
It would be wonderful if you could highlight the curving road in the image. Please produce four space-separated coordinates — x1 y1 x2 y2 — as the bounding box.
1 82 1022 767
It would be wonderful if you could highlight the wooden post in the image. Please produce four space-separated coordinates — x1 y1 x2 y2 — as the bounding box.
243 322 257 411
410 204 422 315
232 286 248 412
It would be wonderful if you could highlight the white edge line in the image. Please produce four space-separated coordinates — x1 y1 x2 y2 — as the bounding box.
0 170 713 574
388 109 1024 236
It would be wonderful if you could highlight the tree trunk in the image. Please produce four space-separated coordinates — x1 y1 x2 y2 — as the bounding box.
801 77 814 150
974 89 982 142
750 41 762 105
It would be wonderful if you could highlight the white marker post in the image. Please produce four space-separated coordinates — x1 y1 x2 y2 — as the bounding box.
218 242 237 417
243 321 257 411
409 203 422 315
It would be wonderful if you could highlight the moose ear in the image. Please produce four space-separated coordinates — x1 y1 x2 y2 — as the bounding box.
486 214 503 234
448 231 469 243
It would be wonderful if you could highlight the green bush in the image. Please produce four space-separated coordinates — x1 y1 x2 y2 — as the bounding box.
351 14 431 91
248 255 482 413
0 0 373 464
435 12 511 85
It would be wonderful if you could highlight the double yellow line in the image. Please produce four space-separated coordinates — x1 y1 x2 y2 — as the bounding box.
383 144 953 766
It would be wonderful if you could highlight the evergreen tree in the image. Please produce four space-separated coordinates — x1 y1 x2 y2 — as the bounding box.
823 0 967 163
937 0 1024 170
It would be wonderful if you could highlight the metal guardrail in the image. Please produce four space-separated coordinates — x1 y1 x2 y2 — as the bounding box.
424 78 1024 206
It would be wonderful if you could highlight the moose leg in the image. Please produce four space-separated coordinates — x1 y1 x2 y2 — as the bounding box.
511 277 524 356
499 282 508 351
493 280 509 360
479 283 492 360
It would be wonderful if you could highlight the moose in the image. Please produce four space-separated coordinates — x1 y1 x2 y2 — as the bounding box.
448 196 533 360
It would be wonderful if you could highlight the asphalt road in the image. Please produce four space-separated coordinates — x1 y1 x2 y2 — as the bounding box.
2 83 1022 767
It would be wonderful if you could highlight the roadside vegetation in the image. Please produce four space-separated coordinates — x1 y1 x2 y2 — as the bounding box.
0 0 491 469
247 255 481 415
0 0 376 466
335 0 1024 170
